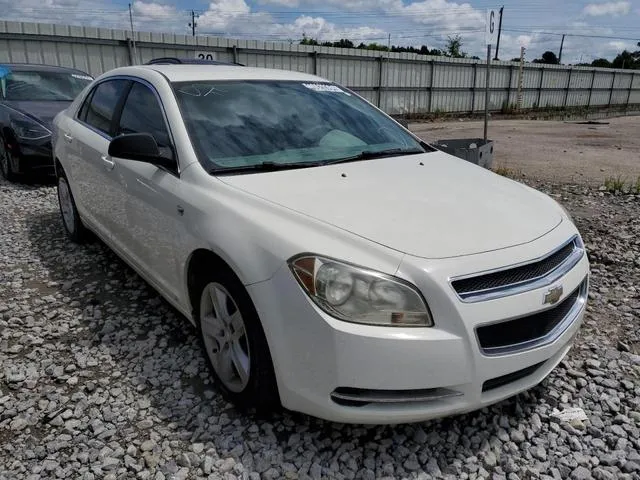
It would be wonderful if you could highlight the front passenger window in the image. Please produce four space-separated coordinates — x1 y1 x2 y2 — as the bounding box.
118 83 171 148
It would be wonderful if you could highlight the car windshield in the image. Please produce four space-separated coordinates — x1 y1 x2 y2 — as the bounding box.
0 69 92 101
172 80 427 172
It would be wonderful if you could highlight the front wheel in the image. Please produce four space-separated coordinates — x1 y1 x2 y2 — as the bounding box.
196 268 280 411
57 170 89 243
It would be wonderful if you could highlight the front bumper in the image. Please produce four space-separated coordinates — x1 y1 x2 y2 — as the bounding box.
248 222 589 424
10 138 54 175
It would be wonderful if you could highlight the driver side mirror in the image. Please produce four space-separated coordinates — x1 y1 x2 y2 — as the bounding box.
108 133 175 171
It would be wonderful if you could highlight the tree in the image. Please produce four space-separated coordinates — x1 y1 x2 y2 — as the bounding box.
611 50 640 69
445 35 466 58
333 39 354 49
510 57 522 62
533 51 559 64
300 33 319 46
591 58 612 68
299 36 442 57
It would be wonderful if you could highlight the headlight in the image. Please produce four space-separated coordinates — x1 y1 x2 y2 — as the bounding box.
289 255 433 327
10 117 51 140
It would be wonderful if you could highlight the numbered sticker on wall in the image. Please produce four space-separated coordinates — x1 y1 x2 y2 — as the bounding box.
195 51 217 61
485 9 498 46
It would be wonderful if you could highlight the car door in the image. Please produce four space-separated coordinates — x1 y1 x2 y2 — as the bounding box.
65 79 130 239
109 80 182 301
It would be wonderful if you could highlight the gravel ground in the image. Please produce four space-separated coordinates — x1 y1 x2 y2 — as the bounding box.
1 175 640 480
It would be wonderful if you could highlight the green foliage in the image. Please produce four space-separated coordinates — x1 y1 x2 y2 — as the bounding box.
591 58 612 68
533 51 559 65
501 101 517 114
300 33 437 55
603 176 627 193
587 43 640 69
632 176 640 195
611 50 640 69
493 166 518 178
445 35 466 58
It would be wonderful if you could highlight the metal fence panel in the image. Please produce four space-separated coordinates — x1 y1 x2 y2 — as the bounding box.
570 70 592 89
593 72 614 89
0 20 638 116
590 90 611 106
567 90 590 106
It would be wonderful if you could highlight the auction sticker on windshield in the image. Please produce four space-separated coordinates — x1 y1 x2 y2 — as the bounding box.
71 74 93 81
302 83 351 95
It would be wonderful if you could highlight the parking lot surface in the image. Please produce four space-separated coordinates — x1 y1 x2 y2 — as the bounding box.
412 115 640 185
1 128 640 479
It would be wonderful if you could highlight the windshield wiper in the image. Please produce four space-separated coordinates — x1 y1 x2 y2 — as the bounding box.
322 147 425 165
210 161 320 175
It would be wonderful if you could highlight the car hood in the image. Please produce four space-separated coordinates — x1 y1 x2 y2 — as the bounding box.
218 152 563 259
4 100 72 129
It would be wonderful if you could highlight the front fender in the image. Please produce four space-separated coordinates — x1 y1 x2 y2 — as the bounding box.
175 167 405 303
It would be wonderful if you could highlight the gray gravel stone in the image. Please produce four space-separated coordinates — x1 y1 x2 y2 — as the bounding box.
1 175 639 480
571 466 593 480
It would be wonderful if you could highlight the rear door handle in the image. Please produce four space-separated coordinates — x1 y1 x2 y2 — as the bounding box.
63 133 73 143
101 155 115 171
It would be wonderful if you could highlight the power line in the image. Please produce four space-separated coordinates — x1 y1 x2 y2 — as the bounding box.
503 28 640 41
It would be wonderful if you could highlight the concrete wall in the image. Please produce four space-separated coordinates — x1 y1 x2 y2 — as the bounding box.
1 20 638 115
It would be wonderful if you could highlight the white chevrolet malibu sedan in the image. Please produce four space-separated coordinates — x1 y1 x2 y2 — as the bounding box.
52 64 589 424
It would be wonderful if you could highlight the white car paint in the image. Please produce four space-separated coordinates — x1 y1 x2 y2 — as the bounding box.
53 65 589 424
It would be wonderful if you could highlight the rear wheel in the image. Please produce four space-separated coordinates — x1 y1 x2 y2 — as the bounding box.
57 168 89 243
195 267 280 411
0 137 17 181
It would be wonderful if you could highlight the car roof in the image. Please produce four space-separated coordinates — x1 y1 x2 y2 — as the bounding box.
146 57 242 66
115 64 325 83
0 63 92 76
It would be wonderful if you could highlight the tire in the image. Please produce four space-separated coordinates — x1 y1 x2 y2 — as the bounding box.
56 168 89 243
0 136 17 182
195 266 280 412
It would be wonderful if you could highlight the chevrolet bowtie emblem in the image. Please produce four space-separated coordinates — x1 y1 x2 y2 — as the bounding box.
543 285 563 305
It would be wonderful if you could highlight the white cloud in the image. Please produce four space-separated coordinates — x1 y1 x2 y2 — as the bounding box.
133 1 176 19
583 1 631 17
258 0 300 6
608 40 634 50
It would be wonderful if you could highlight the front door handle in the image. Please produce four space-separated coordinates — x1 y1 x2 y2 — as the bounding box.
101 155 115 171
63 133 73 143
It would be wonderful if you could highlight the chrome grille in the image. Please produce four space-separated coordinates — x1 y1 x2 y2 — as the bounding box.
451 237 582 302
476 278 587 356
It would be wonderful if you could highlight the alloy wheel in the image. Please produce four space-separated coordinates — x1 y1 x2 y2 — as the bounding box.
199 282 251 392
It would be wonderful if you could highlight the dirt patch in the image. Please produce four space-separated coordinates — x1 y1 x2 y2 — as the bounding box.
410 115 640 186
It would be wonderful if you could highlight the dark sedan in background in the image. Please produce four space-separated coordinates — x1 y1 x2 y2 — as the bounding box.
0 63 92 181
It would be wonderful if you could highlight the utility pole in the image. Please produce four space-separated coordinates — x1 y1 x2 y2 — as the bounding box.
494 6 504 61
517 46 525 110
558 34 565 64
484 44 491 142
128 3 137 65
189 10 198 36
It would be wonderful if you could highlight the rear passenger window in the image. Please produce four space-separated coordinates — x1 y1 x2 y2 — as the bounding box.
117 82 171 147
83 80 128 135
77 90 94 122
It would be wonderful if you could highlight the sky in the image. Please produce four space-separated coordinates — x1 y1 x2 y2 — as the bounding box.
0 0 638 64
